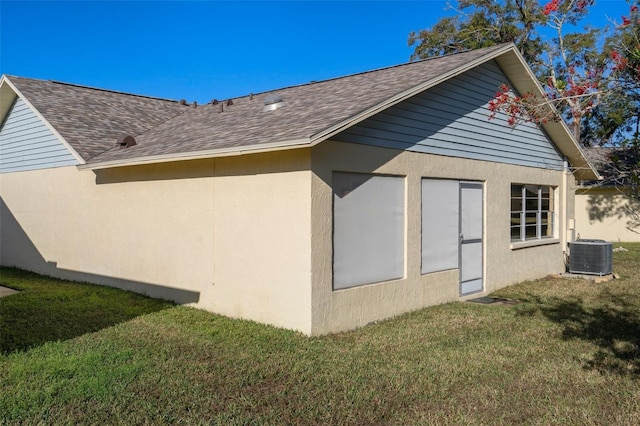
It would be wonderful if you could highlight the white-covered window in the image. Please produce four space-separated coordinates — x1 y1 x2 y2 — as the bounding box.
422 179 459 274
333 172 405 290
510 184 555 242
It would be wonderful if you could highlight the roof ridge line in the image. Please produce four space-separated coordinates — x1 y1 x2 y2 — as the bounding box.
48 79 182 103
229 44 511 100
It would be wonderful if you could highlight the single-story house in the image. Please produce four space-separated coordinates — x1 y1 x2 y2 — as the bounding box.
575 147 640 242
0 43 598 335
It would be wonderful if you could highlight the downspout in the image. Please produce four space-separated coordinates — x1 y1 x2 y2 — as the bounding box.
561 156 573 270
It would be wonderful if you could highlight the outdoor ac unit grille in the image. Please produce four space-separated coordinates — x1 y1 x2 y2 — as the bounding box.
569 240 613 276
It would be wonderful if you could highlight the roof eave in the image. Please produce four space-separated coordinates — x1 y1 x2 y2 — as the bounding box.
0 75 17 123
79 138 311 171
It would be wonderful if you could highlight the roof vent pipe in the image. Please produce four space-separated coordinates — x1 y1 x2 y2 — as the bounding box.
116 135 137 149
263 93 285 112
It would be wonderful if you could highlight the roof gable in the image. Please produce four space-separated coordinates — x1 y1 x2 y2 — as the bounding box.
333 60 565 171
2 76 188 161
85 44 510 167
1 44 598 180
0 96 79 173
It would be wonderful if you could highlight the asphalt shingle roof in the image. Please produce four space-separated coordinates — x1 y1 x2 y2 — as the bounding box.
7 76 189 161
7 45 509 165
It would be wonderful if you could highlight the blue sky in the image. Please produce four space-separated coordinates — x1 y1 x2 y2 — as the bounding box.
0 0 632 102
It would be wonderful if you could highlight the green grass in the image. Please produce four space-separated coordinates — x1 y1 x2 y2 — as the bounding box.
1 245 639 425
0 269 173 354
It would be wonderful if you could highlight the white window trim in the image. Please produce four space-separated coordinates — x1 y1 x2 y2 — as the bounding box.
510 184 558 245
510 238 560 250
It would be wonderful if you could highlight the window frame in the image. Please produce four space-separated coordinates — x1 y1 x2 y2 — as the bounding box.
510 184 557 245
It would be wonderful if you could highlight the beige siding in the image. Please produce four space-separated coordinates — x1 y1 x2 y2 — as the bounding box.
1 163 214 302
1 140 576 335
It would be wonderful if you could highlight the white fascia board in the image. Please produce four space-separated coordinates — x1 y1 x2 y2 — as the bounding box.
78 138 310 171
1 76 86 165
309 44 517 145
0 76 18 123
493 50 599 180
543 119 599 181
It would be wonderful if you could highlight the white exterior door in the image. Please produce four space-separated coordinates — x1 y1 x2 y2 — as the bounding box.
460 182 484 295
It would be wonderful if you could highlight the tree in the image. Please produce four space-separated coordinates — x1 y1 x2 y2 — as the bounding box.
607 2 640 229
408 0 545 64
408 0 625 145
484 0 640 145
485 2 640 172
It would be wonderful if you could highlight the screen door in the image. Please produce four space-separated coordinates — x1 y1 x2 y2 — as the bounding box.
460 182 483 295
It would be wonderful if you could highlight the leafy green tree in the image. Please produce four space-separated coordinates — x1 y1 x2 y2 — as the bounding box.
408 0 545 64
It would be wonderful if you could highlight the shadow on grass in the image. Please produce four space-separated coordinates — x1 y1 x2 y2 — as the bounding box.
0 268 174 355
515 290 640 377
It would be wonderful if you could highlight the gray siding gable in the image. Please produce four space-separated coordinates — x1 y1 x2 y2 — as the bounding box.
0 97 79 173
333 60 564 171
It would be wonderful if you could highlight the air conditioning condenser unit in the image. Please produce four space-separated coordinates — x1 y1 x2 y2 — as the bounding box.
569 239 613 276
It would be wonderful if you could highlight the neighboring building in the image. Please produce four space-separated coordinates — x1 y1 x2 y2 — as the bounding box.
0 44 598 335
575 147 640 242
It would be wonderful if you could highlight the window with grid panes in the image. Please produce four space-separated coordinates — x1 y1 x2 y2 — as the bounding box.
510 184 555 242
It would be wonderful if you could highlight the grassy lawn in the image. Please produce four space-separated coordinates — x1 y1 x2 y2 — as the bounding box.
1 245 639 425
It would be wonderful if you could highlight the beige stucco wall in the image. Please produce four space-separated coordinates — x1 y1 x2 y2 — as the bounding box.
575 187 640 242
0 150 313 333
198 150 312 333
310 141 571 335
1 140 578 336
0 162 214 302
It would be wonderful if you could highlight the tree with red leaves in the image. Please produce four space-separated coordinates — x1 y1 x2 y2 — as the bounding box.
487 1 640 230
484 0 640 147
408 0 636 147
480 0 607 141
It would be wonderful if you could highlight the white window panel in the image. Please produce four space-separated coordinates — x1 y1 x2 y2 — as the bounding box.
461 242 483 282
333 172 405 290
510 184 556 242
422 179 459 274
461 185 483 241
